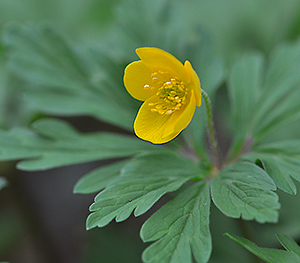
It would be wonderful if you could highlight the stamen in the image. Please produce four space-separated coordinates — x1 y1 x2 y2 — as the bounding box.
152 77 158 83
150 87 157 94
175 103 182 110
144 84 150 90
158 81 164 87
148 70 189 116
175 97 181 103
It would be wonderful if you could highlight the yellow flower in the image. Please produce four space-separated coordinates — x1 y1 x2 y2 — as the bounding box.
124 47 201 144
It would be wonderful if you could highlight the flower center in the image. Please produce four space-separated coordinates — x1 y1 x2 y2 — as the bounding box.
143 70 188 115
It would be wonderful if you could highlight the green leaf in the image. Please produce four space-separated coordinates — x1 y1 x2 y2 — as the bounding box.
245 140 300 194
0 177 7 191
255 140 300 157
141 182 211 263
74 160 129 194
121 151 204 180
228 42 300 159
259 156 298 195
225 233 300 263
0 118 155 171
115 0 171 46
2 23 138 130
253 42 300 142
210 162 280 223
0 62 7 127
253 87 300 144
228 53 264 154
276 234 300 256
86 152 203 229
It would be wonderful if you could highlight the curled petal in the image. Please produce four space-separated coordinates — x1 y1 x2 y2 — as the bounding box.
123 61 154 101
136 47 188 82
184 61 201 107
134 96 181 144
162 90 197 138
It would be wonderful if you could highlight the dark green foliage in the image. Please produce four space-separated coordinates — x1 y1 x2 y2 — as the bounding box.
226 233 300 263
0 118 155 170
1 1 300 262
211 162 280 223
244 140 300 195
141 182 211 263
2 23 139 130
86 152 204 229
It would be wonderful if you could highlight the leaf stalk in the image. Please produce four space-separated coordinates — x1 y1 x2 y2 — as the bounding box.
201 90 223 170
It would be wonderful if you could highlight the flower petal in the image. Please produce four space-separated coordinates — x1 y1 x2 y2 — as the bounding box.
162 90 197 138
123 60 154 101
136 47 188 81
184 60 201 107
134 96 181 144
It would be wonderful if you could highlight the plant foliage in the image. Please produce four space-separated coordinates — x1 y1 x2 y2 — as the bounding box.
0 118 156 171
1 0 300 262
225 233 300 263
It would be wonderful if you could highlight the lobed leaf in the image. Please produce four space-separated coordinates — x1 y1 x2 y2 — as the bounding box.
2 23 139 130
228 42 300 159
141 182 211 263
253 42 300 142
86 152 204 230
73 160 129 194
255 140 300 157
120 151 204 180
210 162 280 223
0 118 155 171
260 156 298 195
228 52 264 152
245 140 300 194
225 233 300 263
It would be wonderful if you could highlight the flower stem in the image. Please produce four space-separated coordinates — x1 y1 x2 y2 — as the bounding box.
201 90 222 169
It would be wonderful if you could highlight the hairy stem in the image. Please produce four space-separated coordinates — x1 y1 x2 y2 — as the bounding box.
201 90 222 169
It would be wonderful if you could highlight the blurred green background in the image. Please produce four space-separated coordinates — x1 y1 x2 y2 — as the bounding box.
1 0 300 262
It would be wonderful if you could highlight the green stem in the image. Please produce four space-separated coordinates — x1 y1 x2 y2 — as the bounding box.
201 90 222 169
